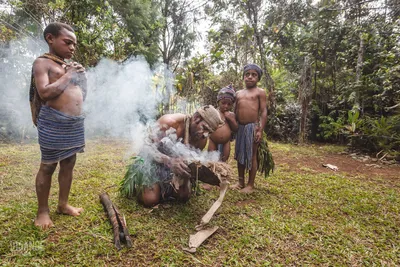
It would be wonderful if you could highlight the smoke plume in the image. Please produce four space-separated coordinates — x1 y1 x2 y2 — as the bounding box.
0 37 220 163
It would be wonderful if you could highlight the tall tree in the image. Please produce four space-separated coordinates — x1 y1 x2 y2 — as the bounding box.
109 0 161 65
240 0 275 107
298 56 312 143
157 0 198 71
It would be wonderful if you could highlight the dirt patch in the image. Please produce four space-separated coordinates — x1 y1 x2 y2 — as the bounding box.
273 149 400 181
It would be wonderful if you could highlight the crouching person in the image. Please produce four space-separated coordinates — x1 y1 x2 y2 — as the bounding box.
121 105 224 207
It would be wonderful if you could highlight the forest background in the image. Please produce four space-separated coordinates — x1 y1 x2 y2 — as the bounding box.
1 0 399 159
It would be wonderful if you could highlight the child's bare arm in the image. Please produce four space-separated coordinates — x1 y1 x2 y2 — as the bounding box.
224 111 238 132
255 89 268 143
33 59 83 101
259 88 268 130
207 138 217 152
234 90 241 118
33 59 71 100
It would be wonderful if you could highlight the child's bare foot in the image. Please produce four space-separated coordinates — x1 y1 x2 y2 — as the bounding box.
240 185 254 194
230 183 244 190
34 211 54 229
230 177 245 190
57 205 83 216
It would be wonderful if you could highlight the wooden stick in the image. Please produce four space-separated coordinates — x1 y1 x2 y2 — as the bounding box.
113 204 133 248
99 192 121 250
196 180 229 231
99 192 133 250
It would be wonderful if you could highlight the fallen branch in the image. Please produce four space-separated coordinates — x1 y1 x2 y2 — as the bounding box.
379 152 388 161
196 180 229 231
99 192 133 250
376 150 384 159
178 161 232 253
183 226 219 253
384 103 400 111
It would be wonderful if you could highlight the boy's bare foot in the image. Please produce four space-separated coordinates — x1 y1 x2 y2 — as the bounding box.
230 177 245 190
34 211 54 229
56 205 83 216
230 183 244 190
240 186 254 194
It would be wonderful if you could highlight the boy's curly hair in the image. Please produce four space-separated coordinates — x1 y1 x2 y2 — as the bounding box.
43 22 74 43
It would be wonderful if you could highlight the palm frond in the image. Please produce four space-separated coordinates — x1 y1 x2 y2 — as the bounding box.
257 133 275 178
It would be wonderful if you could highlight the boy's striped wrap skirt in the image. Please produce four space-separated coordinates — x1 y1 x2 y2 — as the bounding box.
37 105 85 164
234 122 256 170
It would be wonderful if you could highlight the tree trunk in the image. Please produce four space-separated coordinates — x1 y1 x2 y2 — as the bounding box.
298 56 312 143
246 0 276 113
355 33 365 112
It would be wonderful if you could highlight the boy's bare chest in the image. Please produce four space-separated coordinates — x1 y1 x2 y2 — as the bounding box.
238 91 259 104
48 63 66 83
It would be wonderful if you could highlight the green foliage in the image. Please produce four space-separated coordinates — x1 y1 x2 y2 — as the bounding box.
341 109 363 141
318 115 346 142
156 0 197 70
175 55 241 107
1 0 160 66
257 133 275 178
109 0 160 65
271 67 298 102
360 115 400 156
318 109 400 157
119 156 156 198
0 24 17 42
318 109 362 141
267 101 301 142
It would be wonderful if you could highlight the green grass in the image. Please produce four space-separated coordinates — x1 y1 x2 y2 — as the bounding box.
0 139 399 266
269 142 347 157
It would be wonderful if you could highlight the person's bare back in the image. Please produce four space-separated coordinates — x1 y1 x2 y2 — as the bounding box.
157 113 208 149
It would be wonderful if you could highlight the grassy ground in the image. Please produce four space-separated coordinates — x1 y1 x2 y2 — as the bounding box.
0 139 399 266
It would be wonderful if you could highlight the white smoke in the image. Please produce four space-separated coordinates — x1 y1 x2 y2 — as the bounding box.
158 133 220 164
0 37 173 146
0 38 46 141
142 124 220 164
0 37 221 164
84 57 174 153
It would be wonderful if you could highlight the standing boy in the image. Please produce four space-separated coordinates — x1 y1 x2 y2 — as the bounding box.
208 85 238 162
233 64 267 193
30 22 87 229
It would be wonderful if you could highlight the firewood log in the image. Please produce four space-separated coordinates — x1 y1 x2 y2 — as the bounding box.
99 192 132 250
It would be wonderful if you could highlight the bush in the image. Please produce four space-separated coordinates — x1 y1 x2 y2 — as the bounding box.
267 101 301 142
358 115 400 157
317 109 400 158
